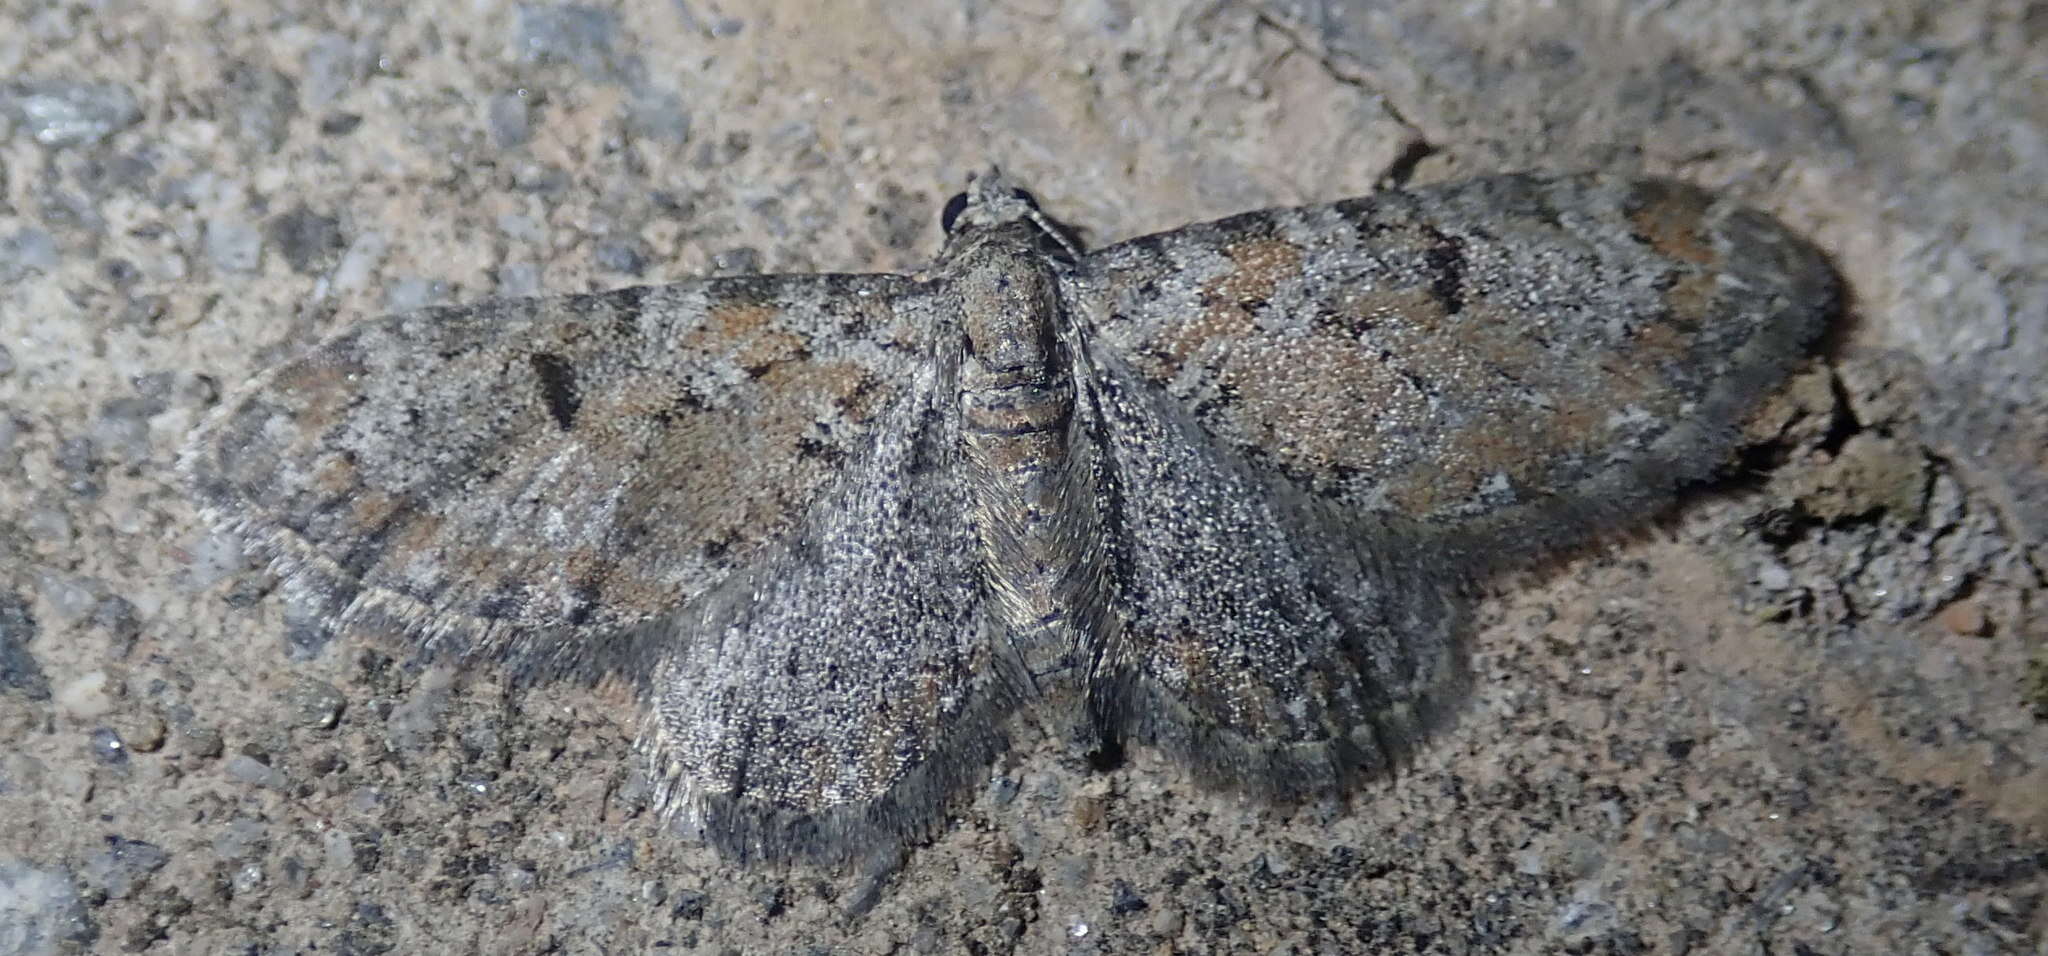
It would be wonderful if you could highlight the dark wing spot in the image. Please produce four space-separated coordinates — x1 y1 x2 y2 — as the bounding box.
614 521 653 556
529 353 581 431
1191 380 1241 420
476 577 527 619
795 436 846 464
1313 305 1370 337
1381 349 1436 399
834 375 881 413
702 531 740 562
604 285 652 335
654 384 710 424
837 309 876 339
743 345 811 379
1423 227 1467 315
565 577 603 627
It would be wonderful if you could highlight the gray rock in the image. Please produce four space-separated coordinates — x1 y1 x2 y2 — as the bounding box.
385 670 452 751
494 212 545 244
626 88 691 144
88 728 128 766
515 4 623 77
178 727 223 760
51 437 98 497
204 217 263 274
79 838 169 900
6 81 141 147
319 112 362 136
1108 878 1148 916
0 594 46 701
301 33 359 108
593 239 647 276
332 230 388 291
88 595 139 654
31 571 98 623
93 397 158 466
265 206 344 274
222 63 299 153
223 755 285 790
382 277 451 313
210 818 268 860
285 678 347 730
486 91 530 148
0 860 96 955
19 507 68 546
0 230 58 283
711 245 760 274
495 261 542 298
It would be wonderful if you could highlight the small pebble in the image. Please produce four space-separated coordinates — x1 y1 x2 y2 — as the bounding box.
1071 793 1110 831
14 81 143 146
1937 600 1990 637
82 837 169 899
117 714 167 753
225 754 286 789
212 817 268 860
204 218 263 274
0 229 59 283
180 726 224 759
89 727 129 765
55 670 117 719
286 677 348 729
1109 878 1149 916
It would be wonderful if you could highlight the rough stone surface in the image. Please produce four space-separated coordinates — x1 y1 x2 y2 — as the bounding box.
0 1 2040 953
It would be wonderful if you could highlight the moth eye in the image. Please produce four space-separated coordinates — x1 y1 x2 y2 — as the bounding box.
940 192 972 234
1010 187 1040 210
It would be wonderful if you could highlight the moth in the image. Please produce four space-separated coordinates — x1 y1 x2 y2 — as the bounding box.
183 169 1836 860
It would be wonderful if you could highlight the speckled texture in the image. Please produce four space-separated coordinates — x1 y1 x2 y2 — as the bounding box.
0 0 2041 953
181 164 1833 864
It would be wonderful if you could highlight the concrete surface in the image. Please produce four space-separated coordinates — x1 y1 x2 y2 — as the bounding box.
0 0 2042 952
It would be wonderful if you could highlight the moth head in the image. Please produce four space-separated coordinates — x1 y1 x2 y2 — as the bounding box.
938 166 1083 261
